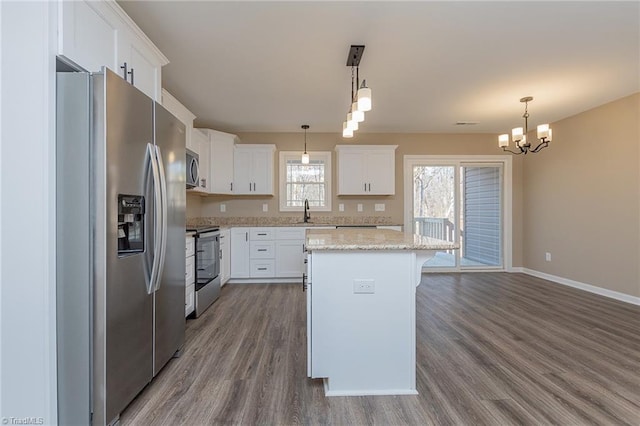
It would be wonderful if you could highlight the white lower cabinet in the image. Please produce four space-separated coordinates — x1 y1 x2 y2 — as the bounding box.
230 228 250 278
275 227 307 278
229 226 307 281
185 235 195 317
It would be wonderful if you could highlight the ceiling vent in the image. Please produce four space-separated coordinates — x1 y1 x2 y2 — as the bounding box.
455 121 479 126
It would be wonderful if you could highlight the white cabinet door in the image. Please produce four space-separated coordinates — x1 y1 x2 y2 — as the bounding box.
233 147 253 195
367 150 395 195
251 149 273 195
220 229 231 285
233 145 275 195
208 130 235 194
58 1 118 72
337 150 366 195
117 32 161 101
230 228 250 278
189 129 210 193
275 240 306 277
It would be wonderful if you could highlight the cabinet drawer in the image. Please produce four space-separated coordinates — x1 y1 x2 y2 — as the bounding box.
275 227 306 240
185 283 195 317
250 228 275 240
185 255 195 285
250 241 275 258
250 260 275 277
186 236 195 257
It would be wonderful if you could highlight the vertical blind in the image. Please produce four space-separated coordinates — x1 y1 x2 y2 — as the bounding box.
463 166 501 266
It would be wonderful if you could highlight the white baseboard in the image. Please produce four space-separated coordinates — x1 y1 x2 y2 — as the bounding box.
513 268 640 306
323 379 418 397
226 278 301 284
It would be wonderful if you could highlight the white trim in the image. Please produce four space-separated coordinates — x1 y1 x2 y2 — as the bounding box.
103 0 169 65
279 151 332 212
403 155 513 271
323 379 418 396
519 268 640 306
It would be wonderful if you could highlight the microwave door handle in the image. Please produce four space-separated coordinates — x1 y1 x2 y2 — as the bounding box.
154 145 168 292
146 143 162 295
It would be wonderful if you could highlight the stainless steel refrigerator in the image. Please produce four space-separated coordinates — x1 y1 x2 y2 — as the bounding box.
56 68 186 425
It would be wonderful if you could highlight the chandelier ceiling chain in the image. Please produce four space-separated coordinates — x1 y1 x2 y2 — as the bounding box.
499 96 553 155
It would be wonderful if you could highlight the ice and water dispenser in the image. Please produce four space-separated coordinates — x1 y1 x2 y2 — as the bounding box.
117 194 145 255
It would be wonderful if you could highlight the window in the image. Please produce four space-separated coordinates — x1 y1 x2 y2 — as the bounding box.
279 151 332 212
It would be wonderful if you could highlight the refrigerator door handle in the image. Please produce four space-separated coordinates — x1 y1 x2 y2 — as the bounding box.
154 145 168 291
146 143 163 294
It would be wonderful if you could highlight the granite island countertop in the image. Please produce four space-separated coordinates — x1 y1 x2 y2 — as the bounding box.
305 228 459 251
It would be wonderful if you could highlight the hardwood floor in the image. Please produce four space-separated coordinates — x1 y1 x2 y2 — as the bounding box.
121 273 640 425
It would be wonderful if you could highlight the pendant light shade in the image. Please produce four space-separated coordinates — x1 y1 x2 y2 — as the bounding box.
351 102 365 122
357 80 372 112
301 124 310 164
342 122 353 138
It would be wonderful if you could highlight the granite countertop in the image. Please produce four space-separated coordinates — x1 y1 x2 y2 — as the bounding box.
187 216 401 228
305 228 460 251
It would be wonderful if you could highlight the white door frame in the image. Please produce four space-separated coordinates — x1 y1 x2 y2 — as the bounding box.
403 155 513 272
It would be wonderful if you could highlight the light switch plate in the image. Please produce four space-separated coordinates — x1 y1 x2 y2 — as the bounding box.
374 203 385 212
339 203 345 212
357 203 363 212
220 204 226 212
262 203 268 212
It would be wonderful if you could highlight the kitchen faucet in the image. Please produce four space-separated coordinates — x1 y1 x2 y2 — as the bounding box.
303 199 311 223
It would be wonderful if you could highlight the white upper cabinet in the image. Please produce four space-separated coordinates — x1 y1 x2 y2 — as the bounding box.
58 1 118 73
161 90 196 151
335 145 398 195
58 0 168 101
233 145 276 195
199 129 236 194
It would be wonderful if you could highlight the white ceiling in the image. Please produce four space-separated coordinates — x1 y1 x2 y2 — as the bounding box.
118 1 639 135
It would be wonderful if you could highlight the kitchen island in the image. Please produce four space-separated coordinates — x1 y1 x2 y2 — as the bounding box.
305 228 458 396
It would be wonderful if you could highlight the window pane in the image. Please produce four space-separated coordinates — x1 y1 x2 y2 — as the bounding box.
285 156 327 208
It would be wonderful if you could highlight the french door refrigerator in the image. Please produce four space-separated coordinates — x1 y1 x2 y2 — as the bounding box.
56 68 186 426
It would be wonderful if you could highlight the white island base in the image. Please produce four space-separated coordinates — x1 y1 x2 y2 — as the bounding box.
306 249 436 396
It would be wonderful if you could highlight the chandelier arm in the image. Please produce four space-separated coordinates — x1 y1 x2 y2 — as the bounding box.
530 140 549 153
501 147 524 155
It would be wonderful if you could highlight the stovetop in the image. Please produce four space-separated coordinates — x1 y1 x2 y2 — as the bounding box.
186 225 220 234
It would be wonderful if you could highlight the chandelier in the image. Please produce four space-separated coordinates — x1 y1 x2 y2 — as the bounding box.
499 96 552 154
343 45 372 138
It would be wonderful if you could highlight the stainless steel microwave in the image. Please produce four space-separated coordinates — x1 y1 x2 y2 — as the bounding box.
186 148 199 189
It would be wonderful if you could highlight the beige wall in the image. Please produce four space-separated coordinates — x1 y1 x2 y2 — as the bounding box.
188 132 524 267
523 93 640 297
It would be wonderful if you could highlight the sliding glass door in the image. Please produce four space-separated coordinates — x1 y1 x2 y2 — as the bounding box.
407 157 508 271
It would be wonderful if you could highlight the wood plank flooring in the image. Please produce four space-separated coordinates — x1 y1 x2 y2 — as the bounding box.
121 273 640 425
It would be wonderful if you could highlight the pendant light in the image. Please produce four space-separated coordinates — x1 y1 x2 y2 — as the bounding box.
342 45 372 138
498 96 553 155
301 124 310 164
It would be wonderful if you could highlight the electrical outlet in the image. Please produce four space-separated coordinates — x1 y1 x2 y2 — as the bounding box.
357 203 363 212
339 203 345 212
353 279 375 294
545 252 552 262
374 203 385 212
220 204 226 213
262 203 268 212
